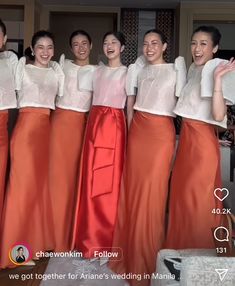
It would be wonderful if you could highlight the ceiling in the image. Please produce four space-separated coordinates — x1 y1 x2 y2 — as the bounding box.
39 0 235 9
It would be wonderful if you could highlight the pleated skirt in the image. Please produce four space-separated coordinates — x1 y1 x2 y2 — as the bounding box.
49 108 87 251
0 107 54 268
109 111 175 286
165 119 222 249
73 105 126 258
0 111 8 224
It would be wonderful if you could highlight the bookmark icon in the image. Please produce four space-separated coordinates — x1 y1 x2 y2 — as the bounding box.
215 269 228 281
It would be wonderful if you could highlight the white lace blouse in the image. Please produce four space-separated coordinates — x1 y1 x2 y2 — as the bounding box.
174 60 235 128
133 57 186 117
0 51 18 110
15 57 64 109
56 56 96 112
126 56 187 117
92 65 128 109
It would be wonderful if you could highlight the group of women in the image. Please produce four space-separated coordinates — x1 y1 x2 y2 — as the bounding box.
0 17 235 286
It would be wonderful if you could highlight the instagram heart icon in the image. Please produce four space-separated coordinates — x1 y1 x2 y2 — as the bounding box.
214 188 229 202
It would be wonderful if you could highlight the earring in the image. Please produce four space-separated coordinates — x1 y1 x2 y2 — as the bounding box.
31 51 34 56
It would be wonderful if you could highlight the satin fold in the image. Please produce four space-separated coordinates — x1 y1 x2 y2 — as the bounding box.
165 119 222 249
73 106 126 258
0 108 54 268
49 108 86 251
109 111 175 286
0 111 8 224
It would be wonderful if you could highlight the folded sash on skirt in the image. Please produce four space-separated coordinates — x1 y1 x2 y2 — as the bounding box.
91 107 118 197
72 105 126 257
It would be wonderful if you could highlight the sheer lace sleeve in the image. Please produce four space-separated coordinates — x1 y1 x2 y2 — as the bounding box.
126 55 146 96
50 60 65 97
174 56 187 97
15 56 26 91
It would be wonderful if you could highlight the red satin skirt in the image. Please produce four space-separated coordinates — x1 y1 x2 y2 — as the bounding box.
109 111 175 286
0 111 8 224
165 119 222 249
72 106 126 258
49 108 87 251
0 108 54 268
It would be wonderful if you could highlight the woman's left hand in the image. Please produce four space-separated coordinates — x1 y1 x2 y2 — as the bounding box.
219 139 232 147
214 57 235 80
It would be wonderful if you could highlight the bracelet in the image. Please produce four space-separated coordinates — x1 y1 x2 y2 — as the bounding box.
214 90 222 92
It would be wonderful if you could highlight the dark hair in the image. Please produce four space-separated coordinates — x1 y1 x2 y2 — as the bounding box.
31 30 54 48
103 31 126 46
69 30 92 47
24 46 34 61
192 26 221 47
17 246 23 252
144 29 167 44
0 18 6 35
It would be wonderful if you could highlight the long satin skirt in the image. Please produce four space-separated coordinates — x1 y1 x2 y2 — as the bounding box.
0 111 8 224
0 108 54 268
165 119 222 249
49 108 87 251
109 111 175 286
73 106 126 258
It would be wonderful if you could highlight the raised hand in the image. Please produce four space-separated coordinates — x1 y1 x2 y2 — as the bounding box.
214 57 235 80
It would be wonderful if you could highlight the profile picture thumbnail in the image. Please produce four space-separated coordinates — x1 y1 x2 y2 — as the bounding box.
9 243 31 265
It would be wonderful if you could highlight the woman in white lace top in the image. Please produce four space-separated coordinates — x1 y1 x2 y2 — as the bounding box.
0 19 18 225
109 29 186 286
73 31 129 258
49 30 96 252
0 30 64 268
165 26 235 250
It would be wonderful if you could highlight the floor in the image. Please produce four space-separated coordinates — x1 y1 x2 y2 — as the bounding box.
40 257 129 286
0 257 129 286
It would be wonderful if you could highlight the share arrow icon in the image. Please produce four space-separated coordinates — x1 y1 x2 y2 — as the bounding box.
215 269 228 281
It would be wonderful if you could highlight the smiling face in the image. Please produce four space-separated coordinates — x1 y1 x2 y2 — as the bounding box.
191 31 218 66
32 36 54 68
71 34 91 65
143 32 167 65
103 34 123 62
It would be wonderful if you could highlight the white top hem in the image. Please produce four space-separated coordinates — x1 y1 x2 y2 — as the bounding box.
18 103 55 110
55 104 89 112
0 105 17 110
175 111 226 129
134 106 176 117
92 103 124 109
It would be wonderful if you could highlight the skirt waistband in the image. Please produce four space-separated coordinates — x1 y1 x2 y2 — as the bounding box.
0 110 8 114
92 105 123 112
183 118 212 126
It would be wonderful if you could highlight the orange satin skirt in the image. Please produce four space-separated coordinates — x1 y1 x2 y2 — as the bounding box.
49 108 87 251
0 108 54 268
165 119 222 249
0 111 8 224
109 111 175 286
73 106 126 258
